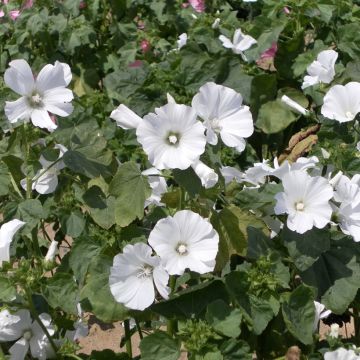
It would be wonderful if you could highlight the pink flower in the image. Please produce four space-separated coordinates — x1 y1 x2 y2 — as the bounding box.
259 42 278 60
141 39 151 53
188 0 205 13
3 0 9 4
128 60 143 68
22 0 34 9
0 10 4 17
283 7 290 14
9 10 20 20
79 1 86 9
181 2 190 8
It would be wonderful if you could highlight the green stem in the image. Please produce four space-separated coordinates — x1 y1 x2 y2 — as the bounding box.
26 289 58 356
65 354 83 360
22 123 32 199
124 319 133 358
0 345 5 360
9 171 25 199
167 276 177 337
134 318 143 340
32 226 42 257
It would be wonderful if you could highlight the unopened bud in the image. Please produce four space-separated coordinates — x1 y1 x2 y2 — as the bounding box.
281 95 309 116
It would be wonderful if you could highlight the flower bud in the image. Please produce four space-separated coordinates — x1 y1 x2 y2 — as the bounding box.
281 95 309 116
45 240 58 263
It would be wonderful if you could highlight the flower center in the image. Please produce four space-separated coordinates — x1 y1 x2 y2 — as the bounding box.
23 330 33 341
176 243 188 255
166 132 181 146
137 264 153 279
168 135 178 144
346 111 355 120
210 118 222 133
28 92 43 108
295 201 305 211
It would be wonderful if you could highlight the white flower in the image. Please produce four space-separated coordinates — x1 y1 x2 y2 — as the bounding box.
0 219 26 267
44 240 58 263
110 104 142 130
357 142 360 152
192 82 254 152
148 210 219 275
109 243 169 311
219 29 257 60
142 168 167 207
136 103 206 170
4 59 73 130
302 50 338 89
321 82 360 123
329 323 340 339
313 301 331 332
324 348 360 360
211 18 220 29
21 144 67 195
274 170 333 234
177 33 188 49
332 173 360 204
0 309 55 360
336 196 360 242
220 166 243 184
191 160 218 188
281 95 309 116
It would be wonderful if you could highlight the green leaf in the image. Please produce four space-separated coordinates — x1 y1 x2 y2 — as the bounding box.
140 331 181 360
63 150 111 178
247 227 274 260
69 237 103 284
0 163 10 196
282 227 330 271
151 280 229 319
41 272 78 314
61 211 85 238
173 168 202 198
109 162 151 227
220 339 252 360
206 300 242 338
211 205 268 271
16 199 44 230
256 100 297 134
301 237 360 314
0 276 16 302
281 285 315 345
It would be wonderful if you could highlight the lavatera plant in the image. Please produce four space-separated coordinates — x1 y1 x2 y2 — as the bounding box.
1 1 360 359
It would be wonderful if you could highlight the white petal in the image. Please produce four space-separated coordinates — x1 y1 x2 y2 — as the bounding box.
0 309 31 342
5 97 31 123
30 109 57 130
153 266 170 299
4 59 34 96
110 104 142 130
219 35 234 49
9 337 30 360
36 62 68 93
0 219 26 267
55 61 72 86
301 75 319 89
42 87 74 117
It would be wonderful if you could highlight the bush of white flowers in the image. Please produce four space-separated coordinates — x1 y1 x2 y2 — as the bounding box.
1 0 360 359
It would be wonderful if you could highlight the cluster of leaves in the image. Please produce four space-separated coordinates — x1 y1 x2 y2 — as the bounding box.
1 0 360 359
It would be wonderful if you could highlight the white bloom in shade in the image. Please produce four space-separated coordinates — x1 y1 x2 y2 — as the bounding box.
324 348 360 360
177 33 187 49
109 243 170 311
219 29 257 60
220 166 243 184
332 173 360 204
191 160 218 188
110 104 142 130
0 219 26 267
302 50 338 89
274 170 333 234
281 95 309 116
148 210 219 275
142 168 167 207
192 82 254 152
136 103 206 170
4 59 73 130
337 196 360 242
329 323 340 339
212 18 220 29
321 82 360 123
313 301 331 332
21 144 67 195
44 240 58 263
357 142 360 152
0 309 55 360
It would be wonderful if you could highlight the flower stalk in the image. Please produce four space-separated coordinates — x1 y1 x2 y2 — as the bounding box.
123 319 133 357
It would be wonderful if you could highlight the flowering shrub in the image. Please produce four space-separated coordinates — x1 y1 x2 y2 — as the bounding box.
1 0 360 359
